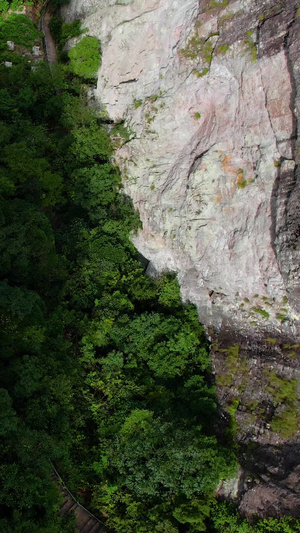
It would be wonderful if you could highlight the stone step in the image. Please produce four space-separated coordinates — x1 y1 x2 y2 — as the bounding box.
79 516 94 532
74 506 96 530
89 522 106 533
52 468 110 532
61 500 77 514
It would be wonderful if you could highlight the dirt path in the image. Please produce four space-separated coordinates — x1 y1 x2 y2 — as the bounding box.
41 10 57 64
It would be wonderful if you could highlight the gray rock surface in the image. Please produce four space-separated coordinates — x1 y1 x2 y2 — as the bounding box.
64 0 300 341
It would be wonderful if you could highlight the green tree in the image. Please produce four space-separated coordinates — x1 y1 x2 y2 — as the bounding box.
68 36 100 78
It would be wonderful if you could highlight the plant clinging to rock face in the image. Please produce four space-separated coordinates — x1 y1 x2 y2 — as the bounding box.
68 35 101 79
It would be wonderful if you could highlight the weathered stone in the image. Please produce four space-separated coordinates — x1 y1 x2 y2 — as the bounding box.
240 482 300 518
32 45 41 57
7 40 14 51
217 467 242 500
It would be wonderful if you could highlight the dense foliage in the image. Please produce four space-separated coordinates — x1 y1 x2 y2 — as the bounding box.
0 14 41 48
208 503 300 533
68 35 101 78
49 17 86 52
0 12 237 533
1 11 300 533
0 0 31 15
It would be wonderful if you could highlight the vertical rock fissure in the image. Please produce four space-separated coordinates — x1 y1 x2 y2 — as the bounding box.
284 18 298 154
269 10 300 311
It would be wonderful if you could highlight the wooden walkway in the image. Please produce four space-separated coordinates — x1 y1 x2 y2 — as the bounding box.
53 468 111 533
40 4 57 65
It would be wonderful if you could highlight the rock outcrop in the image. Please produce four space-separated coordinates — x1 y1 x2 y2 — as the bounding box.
63 0 300 518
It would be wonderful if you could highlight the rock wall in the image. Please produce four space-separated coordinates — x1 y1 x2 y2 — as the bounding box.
63 0 300 517
64 0 300 340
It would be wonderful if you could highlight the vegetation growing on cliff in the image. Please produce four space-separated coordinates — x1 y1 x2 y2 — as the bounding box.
68 35 100 78
0 9 300 533
209 502 300 532
49 17 86 50
0 12 237 533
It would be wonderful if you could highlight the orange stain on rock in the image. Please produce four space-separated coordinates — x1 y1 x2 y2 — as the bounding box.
221 154 237 174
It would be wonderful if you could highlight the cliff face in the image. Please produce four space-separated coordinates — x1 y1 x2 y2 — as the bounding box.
63 0 300 517
64 0 300 338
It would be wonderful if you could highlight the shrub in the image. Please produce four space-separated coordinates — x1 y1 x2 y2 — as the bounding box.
48 16 63 44
0 14 41 49
50 17 86 49
0 0 23 13
68 36 100 79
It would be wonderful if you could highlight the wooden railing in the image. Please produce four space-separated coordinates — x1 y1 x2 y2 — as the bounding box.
39 0 57 67
52 465 111 533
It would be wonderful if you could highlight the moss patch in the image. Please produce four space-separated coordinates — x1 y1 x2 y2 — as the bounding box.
265 337 277 345
265 371 299 438
243 30 257 62
216 344 247 388
134 98 143 109
216 43 229 55
206 0 229 10
272 407 299 438
252 307 270 319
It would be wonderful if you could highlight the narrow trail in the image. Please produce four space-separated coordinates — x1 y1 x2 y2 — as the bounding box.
41 9 57 64
52 468 111 533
